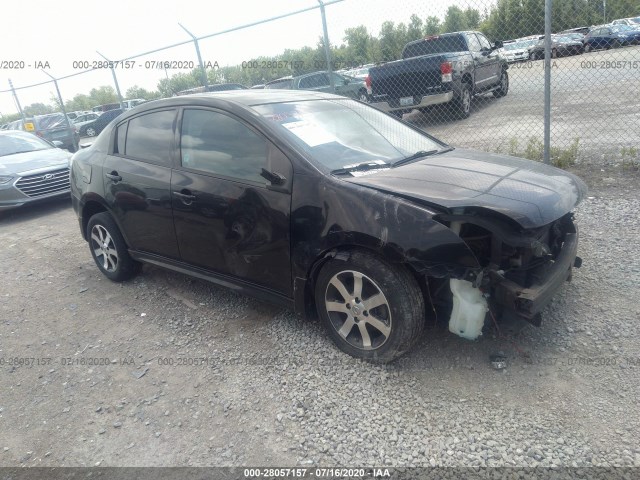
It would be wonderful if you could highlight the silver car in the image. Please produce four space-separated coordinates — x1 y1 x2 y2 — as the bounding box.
0 130 72 210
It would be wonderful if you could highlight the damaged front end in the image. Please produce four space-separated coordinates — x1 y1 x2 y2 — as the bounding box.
438 210 581 336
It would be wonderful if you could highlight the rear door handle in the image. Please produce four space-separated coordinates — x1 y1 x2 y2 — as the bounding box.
173 190 196 205
105 171 122 182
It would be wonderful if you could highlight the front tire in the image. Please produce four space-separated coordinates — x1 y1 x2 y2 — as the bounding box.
87 212 141 282
314 250 425 363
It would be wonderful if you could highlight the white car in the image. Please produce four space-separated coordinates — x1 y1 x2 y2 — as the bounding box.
500 39 537 62
72 112 101 131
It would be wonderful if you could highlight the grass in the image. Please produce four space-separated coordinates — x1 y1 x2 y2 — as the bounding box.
495 137 580 169
620 146 639 172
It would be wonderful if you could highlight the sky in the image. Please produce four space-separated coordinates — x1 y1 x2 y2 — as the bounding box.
0 0 471 115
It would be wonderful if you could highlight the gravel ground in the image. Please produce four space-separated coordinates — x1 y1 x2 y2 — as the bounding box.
0 160 638 469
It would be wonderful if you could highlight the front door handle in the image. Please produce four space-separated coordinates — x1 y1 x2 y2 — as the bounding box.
173 190 196 205
105 171 122 182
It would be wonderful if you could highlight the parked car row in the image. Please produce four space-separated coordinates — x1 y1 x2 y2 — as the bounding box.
264 71 369 102
502 18 640 62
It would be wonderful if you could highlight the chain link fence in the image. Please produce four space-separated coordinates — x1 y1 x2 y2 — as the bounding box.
1 0 639 167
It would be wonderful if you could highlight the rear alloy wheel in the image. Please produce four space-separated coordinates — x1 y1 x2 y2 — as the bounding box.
315 250 424 363
87 212 141 282
86 127 97 137
551 48 558 58
358 91 370 103
585 43 591 53
452 83 472 119
493 69 509 98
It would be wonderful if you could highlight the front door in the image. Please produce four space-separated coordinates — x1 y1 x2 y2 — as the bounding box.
171 108 293 296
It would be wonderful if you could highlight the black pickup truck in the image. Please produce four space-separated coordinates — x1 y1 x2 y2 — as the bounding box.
366 31 509 118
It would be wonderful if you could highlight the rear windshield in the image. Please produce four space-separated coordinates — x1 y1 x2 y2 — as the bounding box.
402 34 467 59
35 114 67 130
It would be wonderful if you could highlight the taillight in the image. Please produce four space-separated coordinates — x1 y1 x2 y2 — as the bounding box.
365 74 372 95
440 61 453 82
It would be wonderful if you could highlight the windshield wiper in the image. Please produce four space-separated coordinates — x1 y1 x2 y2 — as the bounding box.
331 161 390 175
392 147 454 168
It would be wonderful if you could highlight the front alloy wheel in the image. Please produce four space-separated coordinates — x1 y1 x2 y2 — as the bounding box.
315 250 424 363
324 270 392 350
86 127 97 137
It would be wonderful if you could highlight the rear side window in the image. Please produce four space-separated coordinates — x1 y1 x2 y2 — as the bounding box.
115 122 127 155
124 110 175 166
467 34 482 52
265 79 293 89
180 109 268 183
299 73 329 89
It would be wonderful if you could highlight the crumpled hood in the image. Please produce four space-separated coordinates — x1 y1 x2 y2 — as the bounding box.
344 148 588 229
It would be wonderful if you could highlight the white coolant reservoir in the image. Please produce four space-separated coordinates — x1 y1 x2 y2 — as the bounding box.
448 278 488 340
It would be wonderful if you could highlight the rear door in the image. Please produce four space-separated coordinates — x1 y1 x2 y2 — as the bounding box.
171 107 293 295
102 109 180 259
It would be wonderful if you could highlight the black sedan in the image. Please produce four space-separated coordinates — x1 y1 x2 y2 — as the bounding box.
70 91 586 362
529 35 584 59
79 109 124 137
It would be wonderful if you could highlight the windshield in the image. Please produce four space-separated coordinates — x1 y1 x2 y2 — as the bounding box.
0 132 52 157
265 79 293 90
252 99 445 170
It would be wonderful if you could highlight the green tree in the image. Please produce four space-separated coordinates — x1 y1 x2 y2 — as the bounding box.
23 103 54 116
442 6 468 33
407 14 424 42
424 16 442 35
125 85 161 101
343 26 372 66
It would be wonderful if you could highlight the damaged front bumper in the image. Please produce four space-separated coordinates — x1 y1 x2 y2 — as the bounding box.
492 223 579 325
439 212 581 329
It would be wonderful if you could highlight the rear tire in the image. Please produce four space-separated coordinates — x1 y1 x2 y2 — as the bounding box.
87 212 141 282
493 69 509 98
314 250 425 363
452 83 472 119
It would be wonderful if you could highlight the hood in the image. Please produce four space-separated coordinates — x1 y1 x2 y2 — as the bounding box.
0 148 71 175
343 148 587 229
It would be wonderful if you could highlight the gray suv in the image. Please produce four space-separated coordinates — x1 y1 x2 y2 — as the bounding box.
7 113 79 152
265 71 369 102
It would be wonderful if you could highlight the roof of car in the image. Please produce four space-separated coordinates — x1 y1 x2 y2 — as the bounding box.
134 90 344 111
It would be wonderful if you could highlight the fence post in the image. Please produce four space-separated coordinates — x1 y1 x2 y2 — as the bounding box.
179 23 208 88
318 0 334 89
96 51 125 109
543 0 552 164
8 79 26 123
41 70 78 151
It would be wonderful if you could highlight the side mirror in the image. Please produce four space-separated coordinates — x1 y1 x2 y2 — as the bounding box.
494 41 503 49
52 140 64 148
343 78 349 85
